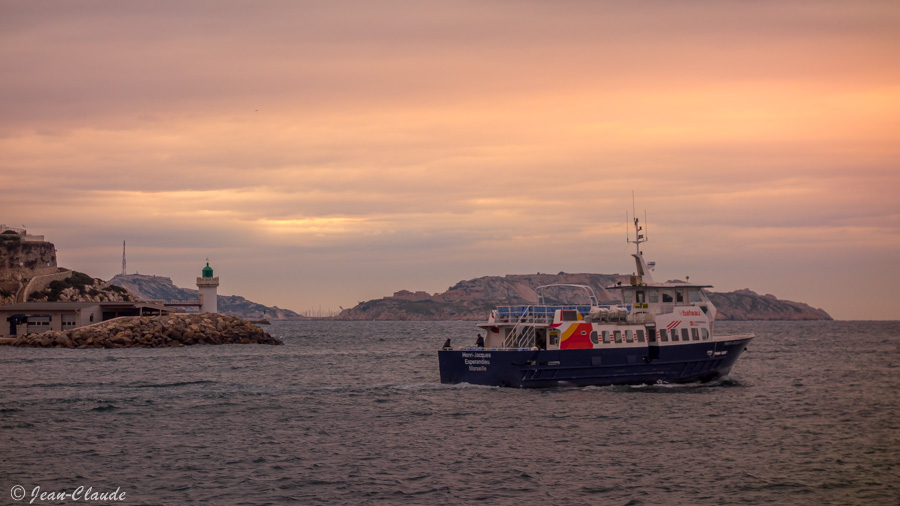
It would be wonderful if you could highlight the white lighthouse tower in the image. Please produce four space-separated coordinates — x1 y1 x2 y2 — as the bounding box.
196 260 219 314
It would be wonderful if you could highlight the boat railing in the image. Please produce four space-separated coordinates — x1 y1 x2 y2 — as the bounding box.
535 284 600 306
495 305 595 325
502 305 539 348
495 304 638 324
504 324 537 349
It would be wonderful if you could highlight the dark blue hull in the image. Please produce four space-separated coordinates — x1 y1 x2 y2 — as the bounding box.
438 337 752 388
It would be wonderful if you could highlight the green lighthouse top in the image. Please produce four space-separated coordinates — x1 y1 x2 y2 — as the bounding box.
201 261 214 278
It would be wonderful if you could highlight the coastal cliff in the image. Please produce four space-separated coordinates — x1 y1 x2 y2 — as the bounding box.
1 232 136 305
337 273 832 321
0 231 59 304
0 231 57 280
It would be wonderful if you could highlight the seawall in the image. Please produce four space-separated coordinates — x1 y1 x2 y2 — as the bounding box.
2 313 283 348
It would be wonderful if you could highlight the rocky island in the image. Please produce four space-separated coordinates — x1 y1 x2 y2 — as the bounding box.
336 272 832 321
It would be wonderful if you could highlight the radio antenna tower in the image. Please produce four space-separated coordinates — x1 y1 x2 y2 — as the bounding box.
122 241 126 275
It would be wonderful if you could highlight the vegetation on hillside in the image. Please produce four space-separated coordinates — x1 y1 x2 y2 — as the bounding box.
29 271 135 303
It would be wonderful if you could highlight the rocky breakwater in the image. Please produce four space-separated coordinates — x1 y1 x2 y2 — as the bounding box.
5 313 283 348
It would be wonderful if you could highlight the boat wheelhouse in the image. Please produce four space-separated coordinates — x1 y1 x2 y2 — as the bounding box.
438 215 753 388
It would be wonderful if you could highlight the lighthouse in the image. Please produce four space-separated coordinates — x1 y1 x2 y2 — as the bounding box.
196 260 219 314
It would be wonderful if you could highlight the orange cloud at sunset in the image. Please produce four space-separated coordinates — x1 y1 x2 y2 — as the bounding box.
1 0 898 318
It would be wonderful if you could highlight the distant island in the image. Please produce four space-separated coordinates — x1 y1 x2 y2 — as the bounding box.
109 274 302 320
335 272 832 321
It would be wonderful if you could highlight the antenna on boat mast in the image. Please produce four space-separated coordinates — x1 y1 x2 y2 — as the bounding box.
626 192 654 284
625 211 629 243
627 192 647 255
644 210 648 242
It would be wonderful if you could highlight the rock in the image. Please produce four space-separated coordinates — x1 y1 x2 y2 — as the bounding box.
53 332 72 347
111 334 132 346
2 313 283 348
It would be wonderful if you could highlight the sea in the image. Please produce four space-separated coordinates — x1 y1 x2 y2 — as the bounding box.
1 320 898 505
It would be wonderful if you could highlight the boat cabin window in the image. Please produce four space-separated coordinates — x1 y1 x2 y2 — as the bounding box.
676 288 685 303
661 290 674 303
701 328 709 340
614 330 622 343
635 291 646 303
560 310 578 321
636 330 646 343
648 290 659 303
659 330 668 342
602 331 610 344
689 289 702 303
590 331 599 345
622 291 633 304
670 329 679 342
691 328 700 341
681 328 690 341
625 330 633 342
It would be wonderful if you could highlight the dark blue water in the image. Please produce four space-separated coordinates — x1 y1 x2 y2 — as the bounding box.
2 321 898 504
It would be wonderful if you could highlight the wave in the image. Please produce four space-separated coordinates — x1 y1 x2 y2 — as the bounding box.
90 404 119 412
129 380 217 389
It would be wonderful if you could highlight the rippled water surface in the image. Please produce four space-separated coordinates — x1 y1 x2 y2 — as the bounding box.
2 321 898 504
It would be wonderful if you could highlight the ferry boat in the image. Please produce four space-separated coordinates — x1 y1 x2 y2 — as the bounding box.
438 216 754 388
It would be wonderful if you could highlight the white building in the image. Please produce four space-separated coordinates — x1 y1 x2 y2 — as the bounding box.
1 301 175 337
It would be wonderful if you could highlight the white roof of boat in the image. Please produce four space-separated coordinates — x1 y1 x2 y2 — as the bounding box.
609 282 714 289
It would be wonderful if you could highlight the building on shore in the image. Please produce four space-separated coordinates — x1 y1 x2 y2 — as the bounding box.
1 301 176 337
0 225 46 243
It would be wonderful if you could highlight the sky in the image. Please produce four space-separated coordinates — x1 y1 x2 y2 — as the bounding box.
2 0 898 320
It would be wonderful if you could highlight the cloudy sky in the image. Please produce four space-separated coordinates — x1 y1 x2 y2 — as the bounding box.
2 1 898 319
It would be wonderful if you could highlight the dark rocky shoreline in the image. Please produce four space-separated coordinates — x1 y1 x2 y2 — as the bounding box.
3 313 283 348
